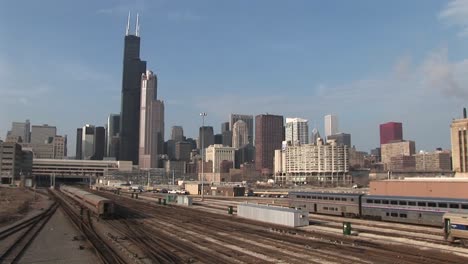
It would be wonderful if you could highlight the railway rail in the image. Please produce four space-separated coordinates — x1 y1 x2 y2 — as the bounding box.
50 190 127 264
97 191 468 264
0 202 58 264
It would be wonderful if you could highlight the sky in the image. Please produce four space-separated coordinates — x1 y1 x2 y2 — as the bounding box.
1 0 468 155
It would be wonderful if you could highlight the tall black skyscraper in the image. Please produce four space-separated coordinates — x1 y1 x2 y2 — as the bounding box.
76 128 82 160
119 13 147 164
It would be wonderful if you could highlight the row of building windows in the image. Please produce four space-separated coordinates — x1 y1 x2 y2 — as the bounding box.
295 195 355 202
366 199 468 209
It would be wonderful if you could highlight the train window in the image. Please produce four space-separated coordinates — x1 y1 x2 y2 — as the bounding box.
400 213 407 218
341 198 347 201
391 213 398 217
312 196 317 199
408 201 416 206
318 197 323 200
418 202 426 207
324 207 328 210
462 204 468 209
390 201 398 205
307 196 311 199
367 199 374 203
399 201 407 206
386 213 389 216
351 199 354 202
323 197 329 200
374 200 381 204
450 204 460 209
438 203 447 208
428 202 436 207
382 200 389 204
330 197 335 200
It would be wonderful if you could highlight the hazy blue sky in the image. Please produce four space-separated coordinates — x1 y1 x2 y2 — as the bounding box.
1 0 468 155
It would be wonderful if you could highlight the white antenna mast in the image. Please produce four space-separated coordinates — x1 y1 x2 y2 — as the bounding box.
126 11 131 36
135 13 140 37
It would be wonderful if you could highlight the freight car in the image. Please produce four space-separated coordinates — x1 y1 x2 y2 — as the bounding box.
443 212 468 246
60 185 114 218
289 191 468 227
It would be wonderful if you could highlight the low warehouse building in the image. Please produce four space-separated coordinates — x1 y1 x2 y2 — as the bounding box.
369 178 468 199
237 203 309 227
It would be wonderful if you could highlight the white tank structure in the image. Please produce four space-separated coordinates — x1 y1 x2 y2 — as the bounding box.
237 203 309 227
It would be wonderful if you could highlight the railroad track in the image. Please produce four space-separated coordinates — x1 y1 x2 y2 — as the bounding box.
0 202 59 264
97 191 468 264
50 190 127 264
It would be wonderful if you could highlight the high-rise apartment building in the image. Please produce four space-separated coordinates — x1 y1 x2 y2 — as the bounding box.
255 114 284 174
139 70 164 169
119 14 147 164
31 125 56 144
381 140 415 168
285 118 309 146
107 114 120 158
450 108 468 175
324 114 338 139
232 120 249 148
380 122 403 145
230 114 254 145
8 120 30 143
198 126 214 149
171 126 184 142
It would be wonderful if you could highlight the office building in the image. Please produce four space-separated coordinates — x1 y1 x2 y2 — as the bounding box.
8 120 30 143
380 122 403 145
76 128 82 160
324 114 338 139
82 125 95 160
171 126 184 142
175 141 192 162
119 13 147 164
205 144 236 173
310 127 321 145
0 142 32 184
31 124 56 144
106 114 120 158
255 114 284 174
230 114 254 145
198 126 214 149
94 127 106 160
381 140 416 169
139 70 165 169
414 151 451 172
222 130 232 147
327 133 351 147
235 144 255 168
214 134 223 145
221 122 230 133
232 120 249 148
450 108 468 176
285 118 309 146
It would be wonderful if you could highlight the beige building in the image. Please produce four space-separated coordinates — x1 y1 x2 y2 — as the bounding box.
414 151 451 172
139 70 164 169
232 120 249 148
205 144 235 173
381 140 415 169
20 135 66 159
450 113 468 177
274 140 349 184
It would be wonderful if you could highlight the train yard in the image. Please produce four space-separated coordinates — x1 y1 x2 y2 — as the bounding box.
1 186 468 263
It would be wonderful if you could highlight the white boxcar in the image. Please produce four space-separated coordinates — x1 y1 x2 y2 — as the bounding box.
177 195 193 206
237 203 309 227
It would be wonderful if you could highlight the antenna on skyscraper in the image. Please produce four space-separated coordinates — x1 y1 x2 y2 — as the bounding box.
136 13 140 37
126 11 131 36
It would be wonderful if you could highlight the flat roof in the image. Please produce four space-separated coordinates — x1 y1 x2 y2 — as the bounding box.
239 203 303 213
366 195 468 203
374 178 468 182
289 191 363 197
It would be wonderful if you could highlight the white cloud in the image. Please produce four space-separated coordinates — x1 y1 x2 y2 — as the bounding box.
439 0 468 36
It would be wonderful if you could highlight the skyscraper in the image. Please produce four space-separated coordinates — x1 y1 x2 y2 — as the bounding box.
107 114 120 158
93 127 106 160
232 120 249 148
255 114 284 174
119 13 147 164
76 128 82 159
139 70 165 169
82 125 95 160
230 114 254 145
8 120 30 143
310 127 321 145
285 118 309 145
31 124 56 144
221 122 230 133
171 126 184 142
327 133 351 147
324 114 338 139
380 122 403 145
198 126 214 149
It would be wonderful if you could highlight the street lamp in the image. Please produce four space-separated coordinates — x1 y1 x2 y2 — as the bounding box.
200 112 207 201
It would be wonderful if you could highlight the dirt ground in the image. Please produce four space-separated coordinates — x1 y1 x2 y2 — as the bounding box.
0 186 37 228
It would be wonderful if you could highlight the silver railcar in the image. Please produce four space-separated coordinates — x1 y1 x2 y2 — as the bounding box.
289 192 363 217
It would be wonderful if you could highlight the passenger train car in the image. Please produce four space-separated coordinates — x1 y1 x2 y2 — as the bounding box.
443 212 468 246
60 185 114 218
289 191 468 227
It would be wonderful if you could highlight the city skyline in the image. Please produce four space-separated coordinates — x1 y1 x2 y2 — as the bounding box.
1 1 468 155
